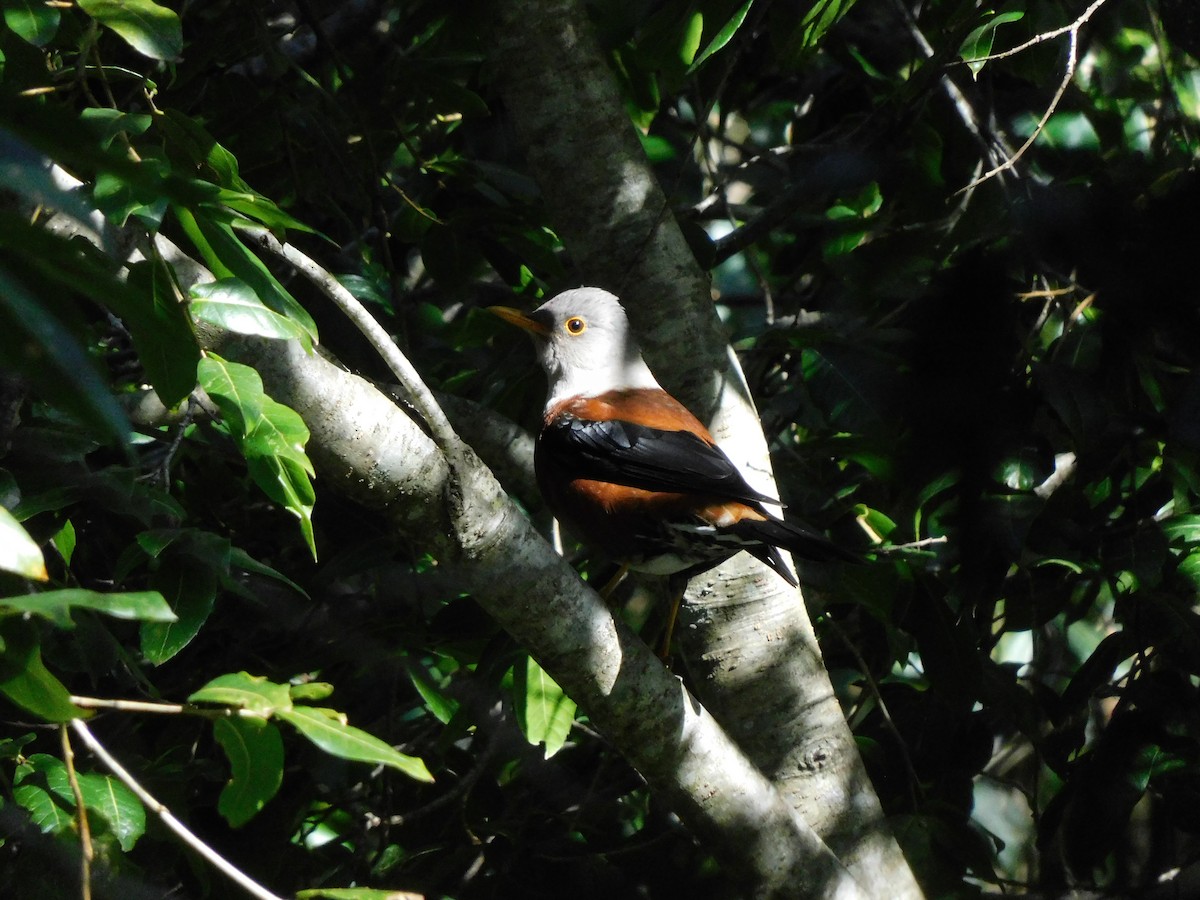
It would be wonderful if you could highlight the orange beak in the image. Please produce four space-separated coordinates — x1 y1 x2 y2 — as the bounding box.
488 305 551 337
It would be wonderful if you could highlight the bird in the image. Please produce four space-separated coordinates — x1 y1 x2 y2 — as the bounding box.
489 287 856 600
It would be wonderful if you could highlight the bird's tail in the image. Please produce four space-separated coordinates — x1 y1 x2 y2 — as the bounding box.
730 516 859 586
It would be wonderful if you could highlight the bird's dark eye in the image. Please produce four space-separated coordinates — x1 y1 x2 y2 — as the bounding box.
565 317 587 335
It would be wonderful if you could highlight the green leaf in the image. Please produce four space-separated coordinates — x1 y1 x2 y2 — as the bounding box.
2 590 176 629
0 732 36 760
278 706 434 782
93 161 171 228
12 755 74 834
960 11 1025 78
245 396 313 467
189 671 294 716
218 189 320 236
853 504 898 542
120 259 201 407
80 108 154 149
0 504 47 581
213 716 284 827
175 206 317 350
75 766 146 851
514 655 576 759
190 278 312 342
776 0 858 65
228 546 310 599
13 753 145 850
0 619 84 722
50 519 76 566
289 681 334 702
77 0 182 61
688 0 754 73
197 355 263 437
405 662 459 725
199 355 317 558
140 560 218 664
157 110 243 188
3 1 60 46
679 11 704 66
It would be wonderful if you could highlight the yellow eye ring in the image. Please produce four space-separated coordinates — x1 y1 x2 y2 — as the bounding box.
564 316 587 335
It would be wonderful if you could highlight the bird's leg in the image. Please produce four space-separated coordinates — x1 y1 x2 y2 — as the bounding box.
597 564 630 603
657 573 689 660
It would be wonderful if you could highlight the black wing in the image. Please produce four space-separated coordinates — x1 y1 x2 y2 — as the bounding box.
538 414 780 505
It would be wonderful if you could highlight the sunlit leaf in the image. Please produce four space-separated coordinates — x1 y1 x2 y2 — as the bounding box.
514 655 576 759
3 1 60 47
199 355 316 557
278 706 434 782
175 206 317 350
213 716 284 827
960 10 1025 78
0 505 47 581
190 278 311 342
13 753 145 850
688 0 753 73
190 671 293 716
2 589 175 629
406 662 459 725
78 0 182 61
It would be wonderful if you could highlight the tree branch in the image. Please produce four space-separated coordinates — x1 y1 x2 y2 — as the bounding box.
37 164 863 898
70 720 287 900
490 3 921 895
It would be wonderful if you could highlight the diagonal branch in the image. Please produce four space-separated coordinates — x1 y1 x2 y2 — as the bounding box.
70 720 287 900
36 163 863 899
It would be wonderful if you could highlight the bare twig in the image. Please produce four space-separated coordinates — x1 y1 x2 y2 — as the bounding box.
1034 452 1077 500
965 0 1110 67
242 227 467 466
889 0 1014 175
60 725 93 900
871 535 949 554
958 0 1113 193
826 621 923 812
69 720 286 900
70 695 265 718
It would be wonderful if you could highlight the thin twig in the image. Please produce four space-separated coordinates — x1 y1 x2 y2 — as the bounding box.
60 725 93 900
958 0 1113 193
69 720 286 900
826 620 923 812
871 535 949 554
242 227 465 464
963 0 1110 67
69 695 265 718
889 0 1014 172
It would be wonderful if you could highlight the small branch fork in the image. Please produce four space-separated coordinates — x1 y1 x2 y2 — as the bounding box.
244 227 468 469
958 0 1112 193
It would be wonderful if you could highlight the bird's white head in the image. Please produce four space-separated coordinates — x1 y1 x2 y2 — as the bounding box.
490 287 662 409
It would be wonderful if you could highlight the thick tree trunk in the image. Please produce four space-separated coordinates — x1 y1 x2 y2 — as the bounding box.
490 2 921 896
